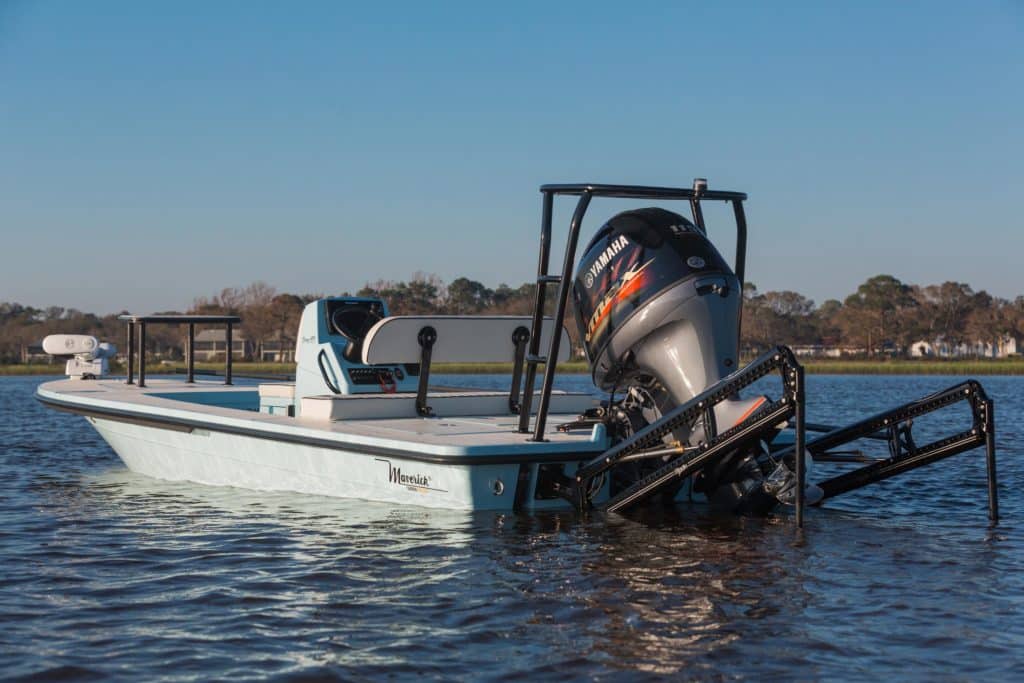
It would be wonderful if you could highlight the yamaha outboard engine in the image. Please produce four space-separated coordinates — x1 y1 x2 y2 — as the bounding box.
572 208 806 513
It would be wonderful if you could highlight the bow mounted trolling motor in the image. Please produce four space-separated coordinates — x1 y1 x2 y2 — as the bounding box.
42 334 117 379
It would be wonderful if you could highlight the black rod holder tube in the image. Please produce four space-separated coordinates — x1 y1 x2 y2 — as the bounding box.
126 322 135 385
225 324 233 385
137 323 147 388
186 323 195 383
794 366 806 528
519 191 554 433
985 399 999 522
533 191 592 441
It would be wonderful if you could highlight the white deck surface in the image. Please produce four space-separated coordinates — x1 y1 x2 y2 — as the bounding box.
39 378 606 457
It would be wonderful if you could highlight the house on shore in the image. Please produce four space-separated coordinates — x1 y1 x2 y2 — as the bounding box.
790 344 865 358
20 343 53 364
192 329 253 361
910 336 1020 359
258 332 295 362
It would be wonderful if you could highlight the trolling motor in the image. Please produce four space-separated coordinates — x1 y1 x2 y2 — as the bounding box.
523 179 999 524
42 334 117 379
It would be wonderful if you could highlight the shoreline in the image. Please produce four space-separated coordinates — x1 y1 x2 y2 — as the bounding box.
5 358 1024 376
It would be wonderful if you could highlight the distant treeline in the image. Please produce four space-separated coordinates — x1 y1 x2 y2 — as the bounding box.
2 273 1022 363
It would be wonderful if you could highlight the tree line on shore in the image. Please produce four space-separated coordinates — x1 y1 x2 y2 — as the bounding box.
2 273 1022 363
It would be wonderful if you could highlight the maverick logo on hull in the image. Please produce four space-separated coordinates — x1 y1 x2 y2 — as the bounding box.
375 458 448 493
583 235 631 288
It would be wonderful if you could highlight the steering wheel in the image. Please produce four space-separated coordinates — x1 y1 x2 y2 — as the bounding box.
330 305 383 362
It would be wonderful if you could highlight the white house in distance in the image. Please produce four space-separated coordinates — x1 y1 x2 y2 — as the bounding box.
790 344 865 357
910 336 1020 359
258 332 295 362
192 329 252 361
191 329 294 362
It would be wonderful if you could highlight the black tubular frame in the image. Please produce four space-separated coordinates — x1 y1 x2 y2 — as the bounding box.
574 346 806 520
119 314 242 388
517 181 749 441
793 380 999 521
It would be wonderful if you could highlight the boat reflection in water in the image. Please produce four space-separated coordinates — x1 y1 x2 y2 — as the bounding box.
487 508 813 676
20 459 1015 678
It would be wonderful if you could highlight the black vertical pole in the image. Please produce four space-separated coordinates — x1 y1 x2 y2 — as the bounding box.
533 191 591 441
138 322 147 388
126 322 135 385
731 201 748 289
731 200 748 357
508 327 530 414
794 365 806 528
518 190 554 433
984 399 999 523
225 323 233 385
186 323 195 383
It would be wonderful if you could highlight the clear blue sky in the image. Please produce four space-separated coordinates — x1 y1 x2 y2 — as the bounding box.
2 1 1021 313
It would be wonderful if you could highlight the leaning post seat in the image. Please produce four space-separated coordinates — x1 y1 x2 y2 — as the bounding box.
298 315 593 421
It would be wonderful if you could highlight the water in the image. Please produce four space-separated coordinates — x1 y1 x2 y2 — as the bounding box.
2 374 1022 681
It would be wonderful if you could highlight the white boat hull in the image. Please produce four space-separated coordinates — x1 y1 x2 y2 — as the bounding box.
90 416 536 511
38 378 611 511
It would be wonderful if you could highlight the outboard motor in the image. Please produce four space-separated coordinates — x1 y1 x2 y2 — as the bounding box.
572 208 807 513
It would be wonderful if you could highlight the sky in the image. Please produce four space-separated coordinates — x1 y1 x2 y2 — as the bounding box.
1 1 1021 314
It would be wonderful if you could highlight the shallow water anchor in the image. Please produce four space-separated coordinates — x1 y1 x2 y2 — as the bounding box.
985 398 998 521
795 380 999 524
794 364 806 527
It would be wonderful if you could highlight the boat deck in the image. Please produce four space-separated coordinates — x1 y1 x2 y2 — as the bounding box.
37 378 608 463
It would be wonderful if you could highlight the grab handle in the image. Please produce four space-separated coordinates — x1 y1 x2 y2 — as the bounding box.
317 348 342 394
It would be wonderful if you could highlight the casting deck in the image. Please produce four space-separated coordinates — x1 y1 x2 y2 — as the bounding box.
38 378 607 463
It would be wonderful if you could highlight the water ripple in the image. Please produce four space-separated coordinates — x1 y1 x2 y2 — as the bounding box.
1 375 1022 680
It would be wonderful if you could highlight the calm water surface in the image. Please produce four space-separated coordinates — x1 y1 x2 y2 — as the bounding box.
1 374 1022 680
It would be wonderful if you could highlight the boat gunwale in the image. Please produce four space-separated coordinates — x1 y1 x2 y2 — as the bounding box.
35 390 606 466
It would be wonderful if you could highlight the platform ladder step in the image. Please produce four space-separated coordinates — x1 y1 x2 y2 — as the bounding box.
536 275 562 284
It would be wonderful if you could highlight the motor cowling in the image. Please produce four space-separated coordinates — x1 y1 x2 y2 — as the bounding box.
572 208 800 514
572 208 741 406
